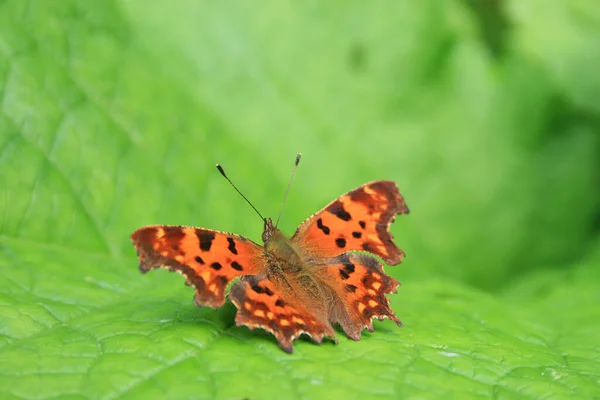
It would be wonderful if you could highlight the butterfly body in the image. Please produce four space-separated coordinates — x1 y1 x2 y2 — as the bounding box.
132 180 409 352
262 220 305 275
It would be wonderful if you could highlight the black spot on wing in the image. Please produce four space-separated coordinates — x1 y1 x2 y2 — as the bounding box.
196 231 215 252
252 284 274 296
275 299 286 308
227 237 238 255
352 231 362 238
335 238 347 248
195 256 205 264
316 218 330 235
329 201 352 221
359 221 366 229
251 284 264 294
231 261 244 271
339 269 350 280
343 262 355 274
210 262 222 270
346 284 357 293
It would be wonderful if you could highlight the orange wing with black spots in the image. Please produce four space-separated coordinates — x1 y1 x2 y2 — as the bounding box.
131 225 264 308
318 253 401 341
229 276 336 353
292 180 409 265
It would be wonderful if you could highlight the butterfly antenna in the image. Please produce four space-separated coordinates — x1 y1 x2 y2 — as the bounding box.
275 153 302 228
216 163 265 222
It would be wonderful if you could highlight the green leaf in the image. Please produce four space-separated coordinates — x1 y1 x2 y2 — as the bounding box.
1 0 599 398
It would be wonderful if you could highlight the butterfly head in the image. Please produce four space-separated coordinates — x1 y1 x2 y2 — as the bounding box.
262 217 276 244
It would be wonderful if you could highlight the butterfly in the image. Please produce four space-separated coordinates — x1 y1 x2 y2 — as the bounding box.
131 157 409 353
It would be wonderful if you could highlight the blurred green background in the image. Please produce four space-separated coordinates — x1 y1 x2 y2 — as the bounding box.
1 0 599 398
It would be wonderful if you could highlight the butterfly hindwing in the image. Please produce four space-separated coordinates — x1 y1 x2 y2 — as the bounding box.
315 253 401 340
229 275 336 353
131 225 264 308
292 180 409 265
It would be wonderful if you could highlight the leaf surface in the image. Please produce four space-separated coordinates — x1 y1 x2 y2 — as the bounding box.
1 0 599 398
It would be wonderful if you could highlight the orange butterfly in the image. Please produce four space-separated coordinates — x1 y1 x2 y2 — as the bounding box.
131 155 409 353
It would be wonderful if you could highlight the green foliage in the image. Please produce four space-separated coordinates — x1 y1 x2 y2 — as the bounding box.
1 0 599 398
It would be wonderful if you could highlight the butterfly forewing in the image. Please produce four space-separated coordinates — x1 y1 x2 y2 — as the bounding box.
131 225 264 308
292 180 409 265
